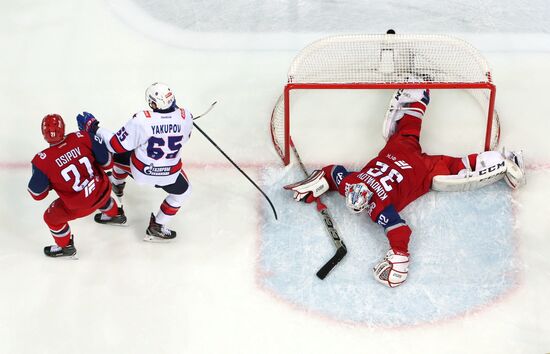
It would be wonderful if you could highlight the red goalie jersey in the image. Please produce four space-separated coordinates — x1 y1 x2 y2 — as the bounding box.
323 114 467 254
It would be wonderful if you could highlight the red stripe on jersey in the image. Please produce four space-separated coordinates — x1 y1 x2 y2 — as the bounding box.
160 201 180 216
109 136 128 154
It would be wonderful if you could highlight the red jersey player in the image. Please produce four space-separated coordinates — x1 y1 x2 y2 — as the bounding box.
285 88 526 287
27 114 126 258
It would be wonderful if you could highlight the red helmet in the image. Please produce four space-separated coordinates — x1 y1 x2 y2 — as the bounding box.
41 114 65 144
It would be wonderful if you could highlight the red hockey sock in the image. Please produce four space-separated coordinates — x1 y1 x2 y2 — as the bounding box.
467 154 478 169
99 197 119 217
48 223 71 247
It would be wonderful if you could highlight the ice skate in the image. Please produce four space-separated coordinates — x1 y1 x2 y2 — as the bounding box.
502 148 526 189
94 207 127 225
44 236 77 259
144 213 176 242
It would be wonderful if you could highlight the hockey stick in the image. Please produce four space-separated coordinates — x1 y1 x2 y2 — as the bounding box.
289 138 347 279
193 101 218 120
193 122 278 220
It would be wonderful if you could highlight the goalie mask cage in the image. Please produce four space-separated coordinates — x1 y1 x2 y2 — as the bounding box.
270 33 500 165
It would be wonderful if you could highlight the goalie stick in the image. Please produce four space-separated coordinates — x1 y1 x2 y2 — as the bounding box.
290 138 347 279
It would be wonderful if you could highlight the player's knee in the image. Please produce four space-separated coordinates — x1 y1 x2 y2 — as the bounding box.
43 207 61 228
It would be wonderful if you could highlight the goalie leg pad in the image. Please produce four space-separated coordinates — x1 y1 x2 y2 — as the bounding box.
383 88 430 141
284 169 329 203
373 249 409 288
431 151 507 192
432 150 526 192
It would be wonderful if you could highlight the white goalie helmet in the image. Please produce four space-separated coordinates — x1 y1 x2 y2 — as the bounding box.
145 82 175 110
345 182 373 213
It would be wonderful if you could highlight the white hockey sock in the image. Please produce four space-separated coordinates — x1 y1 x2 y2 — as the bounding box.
155 189 191 225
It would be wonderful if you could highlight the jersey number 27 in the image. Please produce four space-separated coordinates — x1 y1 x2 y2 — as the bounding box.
60 156 96 197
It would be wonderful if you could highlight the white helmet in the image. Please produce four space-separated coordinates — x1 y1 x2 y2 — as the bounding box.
145 82 175 110
345 182 373 213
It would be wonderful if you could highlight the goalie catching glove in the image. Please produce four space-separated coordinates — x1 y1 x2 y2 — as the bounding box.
283 170 329 203
373 249 409 288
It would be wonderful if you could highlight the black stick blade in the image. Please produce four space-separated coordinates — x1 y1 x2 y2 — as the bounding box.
316 245 347 280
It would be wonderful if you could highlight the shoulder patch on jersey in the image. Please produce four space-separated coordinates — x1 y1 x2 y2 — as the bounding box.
38 152 47 160
179 108 186 120
144 111 151 118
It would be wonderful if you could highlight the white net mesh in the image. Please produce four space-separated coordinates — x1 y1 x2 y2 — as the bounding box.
287 34 492 84
271 34 500 164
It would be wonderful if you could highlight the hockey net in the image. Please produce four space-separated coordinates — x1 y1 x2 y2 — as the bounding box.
270 34 500 165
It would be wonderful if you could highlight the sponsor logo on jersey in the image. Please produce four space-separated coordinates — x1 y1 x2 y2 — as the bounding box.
84 178 96 197
335 172 344 184
151 124 182 135
395 160 412 169
39 152 47 159
143 164 173 176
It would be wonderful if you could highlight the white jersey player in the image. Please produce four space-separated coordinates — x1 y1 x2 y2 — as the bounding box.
77 82 193 241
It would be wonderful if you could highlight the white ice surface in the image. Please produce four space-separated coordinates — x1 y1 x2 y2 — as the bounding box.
1 0 549 353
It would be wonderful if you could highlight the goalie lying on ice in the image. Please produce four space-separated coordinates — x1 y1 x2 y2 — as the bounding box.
284 88 526 288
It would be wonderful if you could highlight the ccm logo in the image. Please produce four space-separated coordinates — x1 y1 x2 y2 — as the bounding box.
479 161 505 175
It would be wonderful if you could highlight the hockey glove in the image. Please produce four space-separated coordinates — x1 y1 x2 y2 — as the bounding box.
283 170 329 203
76 112 99 134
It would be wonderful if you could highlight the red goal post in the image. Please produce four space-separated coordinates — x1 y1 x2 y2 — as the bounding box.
270 33 500 165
